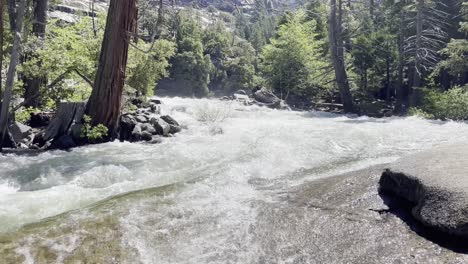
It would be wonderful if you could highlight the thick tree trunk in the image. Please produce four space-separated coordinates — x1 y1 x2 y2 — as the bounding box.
24 0 48 108
329 0 354 113
0 0 27 151
86 0 138 136
0 0 4 96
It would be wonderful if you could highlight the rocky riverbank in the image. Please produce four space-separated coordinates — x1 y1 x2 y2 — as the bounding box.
2 98 182 152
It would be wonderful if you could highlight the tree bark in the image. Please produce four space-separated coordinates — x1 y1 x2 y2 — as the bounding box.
0 0 4 96
411 0 424 106
0 0 27 151
329 0 354 113
86 0 138 136
395 4 406 114
24 0 48 108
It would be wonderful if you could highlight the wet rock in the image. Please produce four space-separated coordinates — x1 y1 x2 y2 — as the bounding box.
148 136 163 144
131 123 143 141
149 99 162 105
149 103 161 114
51 135 77 150
131 97 145 108
160 115 182 134
253 89 281 105
9 122 33 144
29 112 53 127
120 114 137 141
141 131 153 141
379 143 468 238
150 117 170 136
135 115 148 123
233 93 250 102
141 123 157 135
161 115 180 127
234 89 247 95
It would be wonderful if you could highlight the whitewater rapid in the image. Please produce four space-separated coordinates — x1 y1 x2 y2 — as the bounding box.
1 97 468 263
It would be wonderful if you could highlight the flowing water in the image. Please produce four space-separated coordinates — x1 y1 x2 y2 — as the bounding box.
1 98 468 263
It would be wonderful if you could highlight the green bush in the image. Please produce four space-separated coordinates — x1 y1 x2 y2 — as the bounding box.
80 115 109 143
411 86 468 120
15 107 39 124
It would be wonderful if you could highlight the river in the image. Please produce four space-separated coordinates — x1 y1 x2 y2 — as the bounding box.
1 97 468 263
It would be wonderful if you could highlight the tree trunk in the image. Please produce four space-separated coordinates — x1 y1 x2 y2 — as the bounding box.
86 0 138 136
23 0 48 108
395 4 406 114
411 0 424 106
0 0 27 151
370 0 374 18
0 0 4 96
329 0 354 113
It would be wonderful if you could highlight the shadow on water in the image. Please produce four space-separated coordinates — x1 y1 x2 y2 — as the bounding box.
378 190 468 254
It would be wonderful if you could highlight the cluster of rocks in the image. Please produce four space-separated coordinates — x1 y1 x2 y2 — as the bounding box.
222 88 290 110
4 98 181 151
119 98 182 144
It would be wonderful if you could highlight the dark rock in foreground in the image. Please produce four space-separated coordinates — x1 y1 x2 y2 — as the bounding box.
380 143 468 238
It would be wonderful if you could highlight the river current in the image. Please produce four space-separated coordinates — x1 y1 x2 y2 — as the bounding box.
1 97 468 263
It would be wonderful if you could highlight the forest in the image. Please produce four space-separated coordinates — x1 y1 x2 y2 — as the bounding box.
0 0 467 148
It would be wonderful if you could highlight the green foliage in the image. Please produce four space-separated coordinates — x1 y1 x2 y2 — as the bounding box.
15 107 39 124
412 86 468 120
127 40 176 96
81 115 109 143
167 10 213 97
260 10 331 99
20 16 105 106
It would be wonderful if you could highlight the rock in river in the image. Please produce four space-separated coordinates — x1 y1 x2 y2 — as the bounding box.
380 143 468 238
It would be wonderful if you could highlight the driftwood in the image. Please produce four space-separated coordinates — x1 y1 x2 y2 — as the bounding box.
44 102 86 141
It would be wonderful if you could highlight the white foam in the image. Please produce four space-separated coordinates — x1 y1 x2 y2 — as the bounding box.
2 97 468 262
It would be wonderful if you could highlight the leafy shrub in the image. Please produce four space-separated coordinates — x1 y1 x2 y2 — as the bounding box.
80 115 109 143
15 107 39 124
411 86 468 120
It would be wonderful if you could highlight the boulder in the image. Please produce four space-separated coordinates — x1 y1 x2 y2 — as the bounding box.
150 117 170 136
234 89 247 95
51 135 77 150
131 123 143 142
379 143 468 238
135 115 148 123
141 123 157 135
160 115 180 127
119 114 137 141
141 131 153 141
9 122 33 144
253 89 281 105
